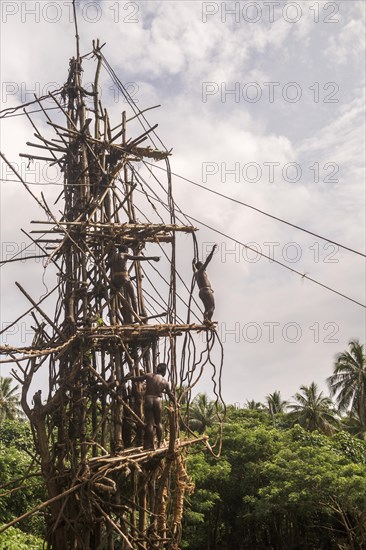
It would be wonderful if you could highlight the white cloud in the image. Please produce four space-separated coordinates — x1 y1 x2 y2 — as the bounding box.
325 14 366 64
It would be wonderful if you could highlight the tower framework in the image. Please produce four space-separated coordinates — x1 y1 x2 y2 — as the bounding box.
0 39 224 549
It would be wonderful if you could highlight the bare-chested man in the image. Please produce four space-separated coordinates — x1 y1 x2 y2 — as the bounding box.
125 363 175 450
193 244 217 323
110 245 160 321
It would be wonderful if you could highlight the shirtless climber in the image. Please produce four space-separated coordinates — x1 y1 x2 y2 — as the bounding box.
193 244 217 324
124 363 175 450
110 245 160 321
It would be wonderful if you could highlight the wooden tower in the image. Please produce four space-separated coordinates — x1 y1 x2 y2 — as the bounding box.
0 38 224 550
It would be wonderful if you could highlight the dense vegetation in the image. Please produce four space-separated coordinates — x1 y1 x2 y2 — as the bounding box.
0 340 365 549
0 419 45 548
183 412 366 549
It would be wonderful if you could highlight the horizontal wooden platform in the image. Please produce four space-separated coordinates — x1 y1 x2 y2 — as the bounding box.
31 221 197 245
0 323 216 358
79 322 214 343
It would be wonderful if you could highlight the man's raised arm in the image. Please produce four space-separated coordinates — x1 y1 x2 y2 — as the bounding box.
201 244 217 271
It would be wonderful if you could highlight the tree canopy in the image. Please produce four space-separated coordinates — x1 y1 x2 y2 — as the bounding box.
1 342 365 549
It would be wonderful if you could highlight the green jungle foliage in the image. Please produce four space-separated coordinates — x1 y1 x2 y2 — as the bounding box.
0 420 46 542
0 527 43 550
1 411 366 549
1 340 365 549
182 410 366 550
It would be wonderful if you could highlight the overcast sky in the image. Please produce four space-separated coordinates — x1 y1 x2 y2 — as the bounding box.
0 0 365 406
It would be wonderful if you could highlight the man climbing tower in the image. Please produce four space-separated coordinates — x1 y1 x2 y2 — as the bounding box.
124 363 175 450
193 244 217 324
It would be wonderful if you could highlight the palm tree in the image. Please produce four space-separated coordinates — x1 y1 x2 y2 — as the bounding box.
341 410 366 440
289 382 338 434
265 391 288 426
327 339 366 430
265 390 288 414
0 376 22 423
188 393 222 434
244 399 264 411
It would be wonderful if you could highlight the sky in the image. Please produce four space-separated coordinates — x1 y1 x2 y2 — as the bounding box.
0 0 365 407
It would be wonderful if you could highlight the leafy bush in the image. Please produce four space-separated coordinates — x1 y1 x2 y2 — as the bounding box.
0 527 43 549
0 421 45 538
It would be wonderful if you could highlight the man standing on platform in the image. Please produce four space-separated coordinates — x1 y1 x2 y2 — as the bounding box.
193 244 217 324
124 363 175 450
109 244 160 322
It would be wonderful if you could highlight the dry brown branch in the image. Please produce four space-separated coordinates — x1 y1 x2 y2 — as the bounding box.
0 482 87 534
